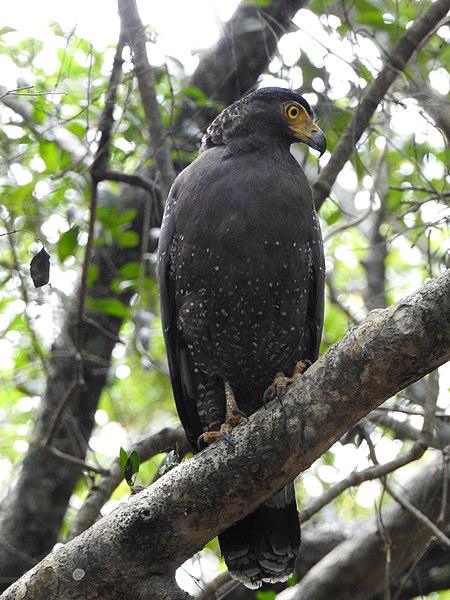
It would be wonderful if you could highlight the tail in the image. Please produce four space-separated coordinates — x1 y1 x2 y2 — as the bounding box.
218 483 300 589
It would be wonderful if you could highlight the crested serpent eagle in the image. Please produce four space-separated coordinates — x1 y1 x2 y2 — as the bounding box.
157 87 326 589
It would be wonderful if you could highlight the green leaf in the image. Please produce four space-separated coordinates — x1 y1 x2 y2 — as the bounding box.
243 0 272 7
115 230 139 248
326 209 340 226
39 140 59 171
87 264 99 287
128 450 140 474
256 591 276 600
86 297 129 318
116 208 137 226
11 181 36 206
118 262 141 279
0 27 17 36
119 447 128 473
57 226 79 261
119 448 140 487
181 85 208 102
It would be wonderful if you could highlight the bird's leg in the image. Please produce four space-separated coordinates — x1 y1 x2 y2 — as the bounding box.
263 359 311 405
197 380 247 449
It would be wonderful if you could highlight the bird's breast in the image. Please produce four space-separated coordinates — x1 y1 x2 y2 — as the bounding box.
171 147 321 395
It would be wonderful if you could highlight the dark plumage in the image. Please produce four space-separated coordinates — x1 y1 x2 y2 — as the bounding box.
157 87 326 589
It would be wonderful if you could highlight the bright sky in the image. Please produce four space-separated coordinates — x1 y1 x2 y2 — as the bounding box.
5 0 449 102
7 0 240 64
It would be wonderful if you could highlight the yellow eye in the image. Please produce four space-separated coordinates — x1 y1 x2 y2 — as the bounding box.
285 103 301 120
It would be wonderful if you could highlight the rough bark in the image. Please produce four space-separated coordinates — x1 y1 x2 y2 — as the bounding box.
69 426 190 540
1 271 449 600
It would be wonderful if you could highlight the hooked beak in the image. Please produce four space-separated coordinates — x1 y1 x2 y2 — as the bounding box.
289 117 327 157
306 128 327 157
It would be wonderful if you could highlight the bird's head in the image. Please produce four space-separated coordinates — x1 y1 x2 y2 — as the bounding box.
201 87 327 156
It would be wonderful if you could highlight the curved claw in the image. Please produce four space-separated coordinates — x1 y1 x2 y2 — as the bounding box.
276 384 284 404
197 380 247 450
231 407 247 420
197 433 209 451
220 429 235 448
264 360 312 407
263 372 287 405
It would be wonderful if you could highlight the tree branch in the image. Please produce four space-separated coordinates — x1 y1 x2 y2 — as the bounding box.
173 0 311 155
69 426 190 539
278 456 450 600
118 0 176 199
2 271 448 600
313 0 450 209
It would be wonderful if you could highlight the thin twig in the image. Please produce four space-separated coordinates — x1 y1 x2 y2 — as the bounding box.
0 228 44 245
323 205 372 242
45 446 109 476
43 367 82 447
0 85 66 98
385 481 450 548
93 169 159 194
43 27 127 457
299 441 427 523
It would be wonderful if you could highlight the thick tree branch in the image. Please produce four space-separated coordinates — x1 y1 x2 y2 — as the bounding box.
69 426 190 539
313 0 450 209
2 271 448 600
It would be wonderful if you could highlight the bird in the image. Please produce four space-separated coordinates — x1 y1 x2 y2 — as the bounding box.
156 86 326 589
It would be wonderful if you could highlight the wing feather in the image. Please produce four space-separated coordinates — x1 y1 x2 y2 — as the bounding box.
156 183 203 449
